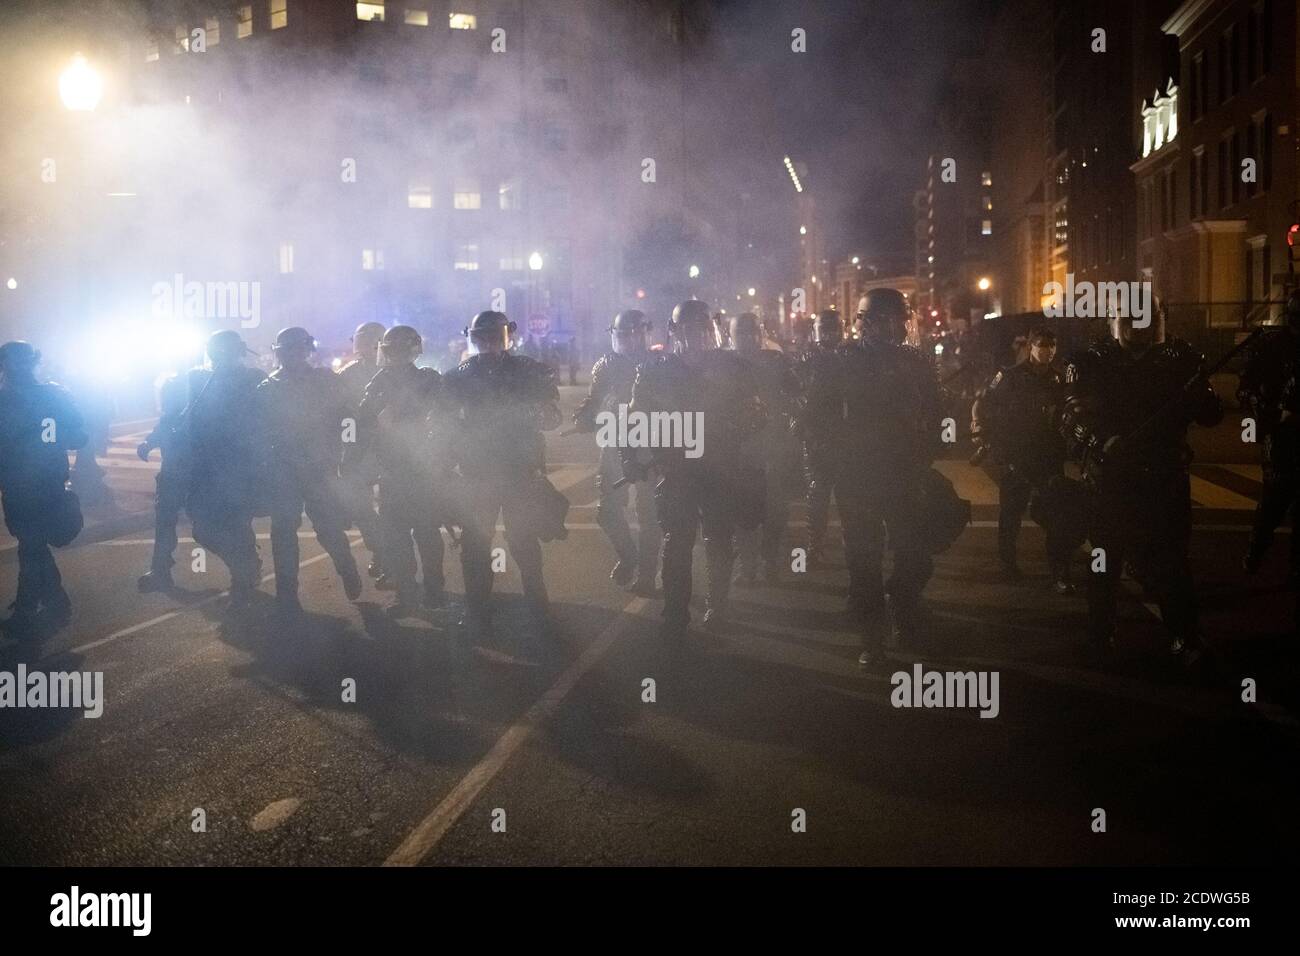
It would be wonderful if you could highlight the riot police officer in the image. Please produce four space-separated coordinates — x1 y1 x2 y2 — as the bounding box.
136 370 195 592
796 309 850 566
729 312 802 585
257 327 364 614
0 341 88 633
573 310 659 596
1239 292 1300 587
336 321 387 580
350 325 448 617
442 312 563 637
622 300 765 641
1061 305 1223 659
186 330 266 611
827 290 943 666
971 326 1075 590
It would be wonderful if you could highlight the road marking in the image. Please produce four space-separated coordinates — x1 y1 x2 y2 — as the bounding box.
57 543 361 658
384 594 649 866
250 797 303 832
1189 474 1257 510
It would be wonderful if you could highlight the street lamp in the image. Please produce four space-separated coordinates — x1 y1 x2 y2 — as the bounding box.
799 225 807 236
5 278 16 291
688 264 700 279
977 276 992 291
59 54 102 111
747 287 756 297
528 251 544 271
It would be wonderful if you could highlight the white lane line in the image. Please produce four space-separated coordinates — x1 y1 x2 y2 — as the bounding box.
59 542 361 658
384 594 649 867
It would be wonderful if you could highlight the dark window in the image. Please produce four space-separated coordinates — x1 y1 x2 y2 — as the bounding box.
1190 53 1203 120
1231 129 1242 204
1262 113 1273 192
1189 151 1199 217
1217 139 1228 209
1262 0 1273 74
1169 168 1178 227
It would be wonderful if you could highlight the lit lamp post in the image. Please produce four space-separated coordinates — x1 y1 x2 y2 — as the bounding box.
59 54 107 500
527 251 544 336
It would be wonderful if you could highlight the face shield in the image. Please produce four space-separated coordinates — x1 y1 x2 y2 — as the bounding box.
467 325 511 356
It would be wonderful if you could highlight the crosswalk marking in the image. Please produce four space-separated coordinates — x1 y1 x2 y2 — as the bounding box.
1189 474 1259 511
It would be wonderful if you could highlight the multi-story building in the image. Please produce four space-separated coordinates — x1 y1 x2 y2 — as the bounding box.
1134 0 1296 340
1 0 736 364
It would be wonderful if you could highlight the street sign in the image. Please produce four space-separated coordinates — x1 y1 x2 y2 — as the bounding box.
528 314 550 336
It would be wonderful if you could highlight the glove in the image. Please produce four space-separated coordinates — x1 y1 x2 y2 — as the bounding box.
136 441 153 462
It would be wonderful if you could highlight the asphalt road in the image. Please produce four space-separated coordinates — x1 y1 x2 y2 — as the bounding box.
1 386 1297 866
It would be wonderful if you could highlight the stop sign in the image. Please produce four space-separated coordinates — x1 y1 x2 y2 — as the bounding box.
528 314 550 336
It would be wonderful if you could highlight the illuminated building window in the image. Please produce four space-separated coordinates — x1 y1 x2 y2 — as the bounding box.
981 220 992 236
980 171 992 186
270 0 287 29
498 178 522 211
357 2 385 21
454 242 480 271
362 249 385 271
983 195 992 211
499 242 525 271
408 182 432 209
175 25 190 52
206 17 220 45
238 5 253 37
449 12 477 29
453 178 482 210
279 241 295 274
145 39 159 61
405 8 429 25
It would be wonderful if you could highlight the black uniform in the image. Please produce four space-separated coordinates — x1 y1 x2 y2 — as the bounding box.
352 362 447 608
822 340 943 650
141 373 193 580
257 365 361 603
336 357 385 565
796 341 852 560
1238 325 1300 579
442 351 560 624
573 350 659 587
1061 337 1223 649
0 377 87 620
971 360 1073 578
736 348 803 580
185 365 266 598
624 350 764 632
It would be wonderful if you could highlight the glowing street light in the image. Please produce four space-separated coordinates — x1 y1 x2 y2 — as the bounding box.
977 276 992 291
59 54 103 111
5 278 16 291
688 264 700 278
528 251 544 271
747 287 756 297
799 225 807 236
851 256 860 265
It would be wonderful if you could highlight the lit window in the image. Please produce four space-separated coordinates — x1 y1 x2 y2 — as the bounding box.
145 39 159 62
982 195 992 211
357 2 385 21
449 12 477 29
498 179 521 211
405 8 428 25
453 179 482 209
279 241 295 274
499 242 524 271
408 182 432 209
980 171 992 186
206 17 220 45
454 242 480 270
175 25 190 52
362 249 385 271
270 0 287 30
238 5 253 37
981 220 992 236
